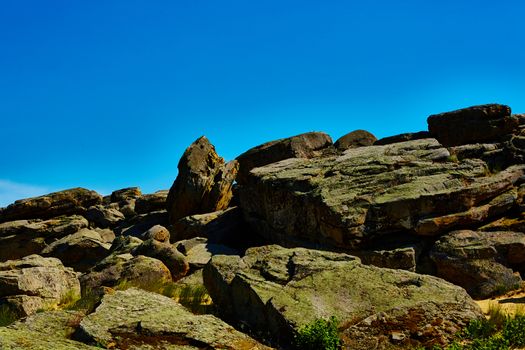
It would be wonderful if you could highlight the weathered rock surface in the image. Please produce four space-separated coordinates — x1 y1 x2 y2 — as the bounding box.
132 239 189 280
84 205 125 228
430 230 524 298
0 215 89 261
240 138 525 250
166 136 238 224
0 255 80 316
374 131 431 145
176 239 239 269
0 310 100 349
80 254 172 290
0 188 102 223
41 229 111 272
135 190 169 214
143 224 170 242
427 104 518 146
115 210 169 237
170 206 255 248
334 129 377 150
236 131 333 185
77 288 272 349
110 187 142 202
203 245 482 349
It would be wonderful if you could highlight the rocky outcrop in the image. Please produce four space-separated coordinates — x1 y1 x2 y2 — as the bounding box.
0 255 80 317
430 230 524 298
240 137 525 250
166 136 238 224
0 188 102 223
115 210 168 237
0 215 89 261
427 104 518 146
334 129 376 150
236 131 333 184
203 245 482 349
76 288 272 349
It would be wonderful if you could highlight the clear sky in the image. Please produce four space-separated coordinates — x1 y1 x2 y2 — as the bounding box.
1 1 525 207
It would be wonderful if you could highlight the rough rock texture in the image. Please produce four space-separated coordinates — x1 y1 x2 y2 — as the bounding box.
240 138 525 250
0 215 89 261
0 188 102 223
142 224 170 242
115 210 169 237
430 230 524 298
203 245 482 349
0 310 100 349
427 104 518 146
135 190 169 214
110 187 142 202
84 205 125 228
170 206 255 248
178 240 239 269
77 288 272 349
166 136 238 224
334 129 377 150
236 131 333 185
0 255 80 316
41 229 111 272
80 254 172 290
356 246 417 271
374 131 431 145
132 239 189 280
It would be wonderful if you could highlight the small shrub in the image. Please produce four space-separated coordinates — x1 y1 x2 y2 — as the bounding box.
0 304 18 327
59 289 81 309
502 313 525 347
295 316 341 350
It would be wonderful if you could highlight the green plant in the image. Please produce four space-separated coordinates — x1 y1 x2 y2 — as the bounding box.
502 313 525 347
0 304 18 327
59 289 81 309
295 316 341 350
64 288 101 314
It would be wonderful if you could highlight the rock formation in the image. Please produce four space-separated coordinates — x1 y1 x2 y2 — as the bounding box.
0 103 524 349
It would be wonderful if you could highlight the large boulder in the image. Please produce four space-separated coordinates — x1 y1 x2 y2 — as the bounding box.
0 215 88 261
430 230 524 298
0 255 80 317
110 187 142 202
334 129 377 150
203 245 482 349
80 254 172 291
41 229 111 272
76 288 272 349
166 136 238 224
132 239 189 280
236 131 333 184
0 188 102 223
239 138 525 250
427 104 518 146
115 210 169 237
0 310 101 349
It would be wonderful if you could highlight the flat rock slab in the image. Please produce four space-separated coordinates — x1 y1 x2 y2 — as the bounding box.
203 245 483 349
77 288 272 349
240 138 525 250
0 310 99 350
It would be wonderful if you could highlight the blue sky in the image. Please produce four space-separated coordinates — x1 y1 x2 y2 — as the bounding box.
1 1 525 207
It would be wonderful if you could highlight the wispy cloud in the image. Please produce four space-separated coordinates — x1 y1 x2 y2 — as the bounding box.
0 179 51 208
